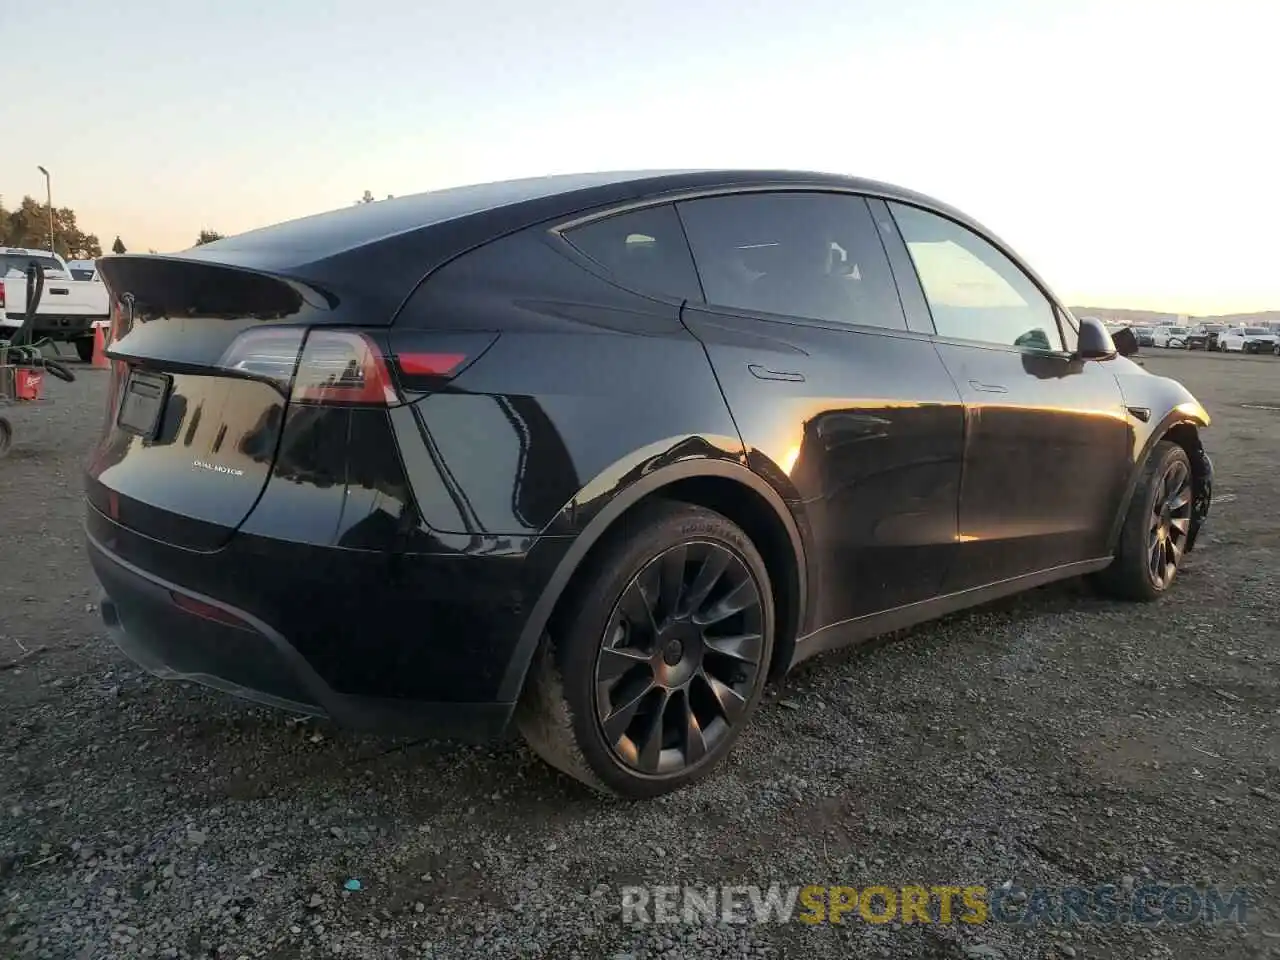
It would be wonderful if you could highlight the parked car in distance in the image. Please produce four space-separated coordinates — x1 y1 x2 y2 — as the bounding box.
1185 323 1225 351
1219 326 1280 354
67 259 100 282
1134 326 1155 347
1151 325 1189 348
85 170 1215 798
0 247 110 360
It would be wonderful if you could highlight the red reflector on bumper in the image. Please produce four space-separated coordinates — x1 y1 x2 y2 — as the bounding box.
170 591 252 630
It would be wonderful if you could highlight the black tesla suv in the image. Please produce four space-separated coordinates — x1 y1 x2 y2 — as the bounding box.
86 170 1213 798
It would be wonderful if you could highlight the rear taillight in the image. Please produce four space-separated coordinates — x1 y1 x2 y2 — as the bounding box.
290 330 398 406
216 328 307 390
212 328 498 407
398 351 468 376
386 330 499 395
0 280 6 309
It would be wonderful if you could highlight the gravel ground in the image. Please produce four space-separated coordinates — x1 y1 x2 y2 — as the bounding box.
2 348 1279 960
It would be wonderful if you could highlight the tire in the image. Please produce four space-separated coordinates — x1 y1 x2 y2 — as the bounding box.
516 500 775 798
1273 344 1280 357
74 337 94 363
1092 440 1194 602
0 417 11 459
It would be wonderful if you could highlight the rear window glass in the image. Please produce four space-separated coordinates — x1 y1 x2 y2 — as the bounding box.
1 254 62 275
564 204 702 302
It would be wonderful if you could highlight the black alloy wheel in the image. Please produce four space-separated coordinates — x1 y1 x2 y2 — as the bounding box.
516 501 775 798
594 540 765 775
1092 440 1195 602
1146 456 1193 590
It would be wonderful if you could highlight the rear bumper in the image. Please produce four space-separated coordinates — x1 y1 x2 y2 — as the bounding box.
86 524 536 741
31 314 104 339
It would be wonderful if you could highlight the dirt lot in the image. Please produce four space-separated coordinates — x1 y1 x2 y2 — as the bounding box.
2 349 1279 960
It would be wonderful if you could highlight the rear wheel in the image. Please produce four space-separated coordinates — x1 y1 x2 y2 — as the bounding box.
74 337 94 363
516 501 774 798
1092 441 1193 602
0 417 11 459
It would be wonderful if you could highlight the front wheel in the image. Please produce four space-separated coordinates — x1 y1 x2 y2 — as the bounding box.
1092 441 1194 602
516 501 775 798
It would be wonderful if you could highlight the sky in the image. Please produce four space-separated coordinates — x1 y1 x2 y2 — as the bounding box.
3 0 1276 314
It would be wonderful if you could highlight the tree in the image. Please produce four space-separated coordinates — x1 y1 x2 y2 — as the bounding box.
111 236 127 255
195 230 224 246
0 195 102 259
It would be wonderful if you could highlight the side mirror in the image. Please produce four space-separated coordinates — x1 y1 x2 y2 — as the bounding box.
1076 316 1118 360
1111 326 1139 357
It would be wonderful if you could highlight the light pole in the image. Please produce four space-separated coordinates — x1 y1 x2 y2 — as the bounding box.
37 165 53 253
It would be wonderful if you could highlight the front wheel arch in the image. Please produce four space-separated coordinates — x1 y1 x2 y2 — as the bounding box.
1108 417 1211 556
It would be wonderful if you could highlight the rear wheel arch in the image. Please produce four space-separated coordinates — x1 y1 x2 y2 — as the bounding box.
498 460 807 704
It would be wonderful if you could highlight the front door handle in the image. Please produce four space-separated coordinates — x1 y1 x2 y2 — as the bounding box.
968 380 1008 394
49 287 69 295
748 363 805 383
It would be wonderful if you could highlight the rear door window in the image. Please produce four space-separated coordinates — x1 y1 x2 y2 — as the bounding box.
563 204 703 302
675 192 908 331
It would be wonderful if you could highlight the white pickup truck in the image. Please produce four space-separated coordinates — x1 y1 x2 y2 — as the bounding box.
1 247 110 361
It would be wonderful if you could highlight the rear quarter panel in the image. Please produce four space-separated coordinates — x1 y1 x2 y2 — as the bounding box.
390 228 746 542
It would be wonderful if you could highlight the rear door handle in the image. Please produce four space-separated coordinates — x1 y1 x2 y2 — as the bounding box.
968 380 1007 394
49 287 69 295
748 363 805 382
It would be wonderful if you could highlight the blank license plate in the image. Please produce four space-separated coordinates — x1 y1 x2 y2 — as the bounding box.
117 371 169 436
